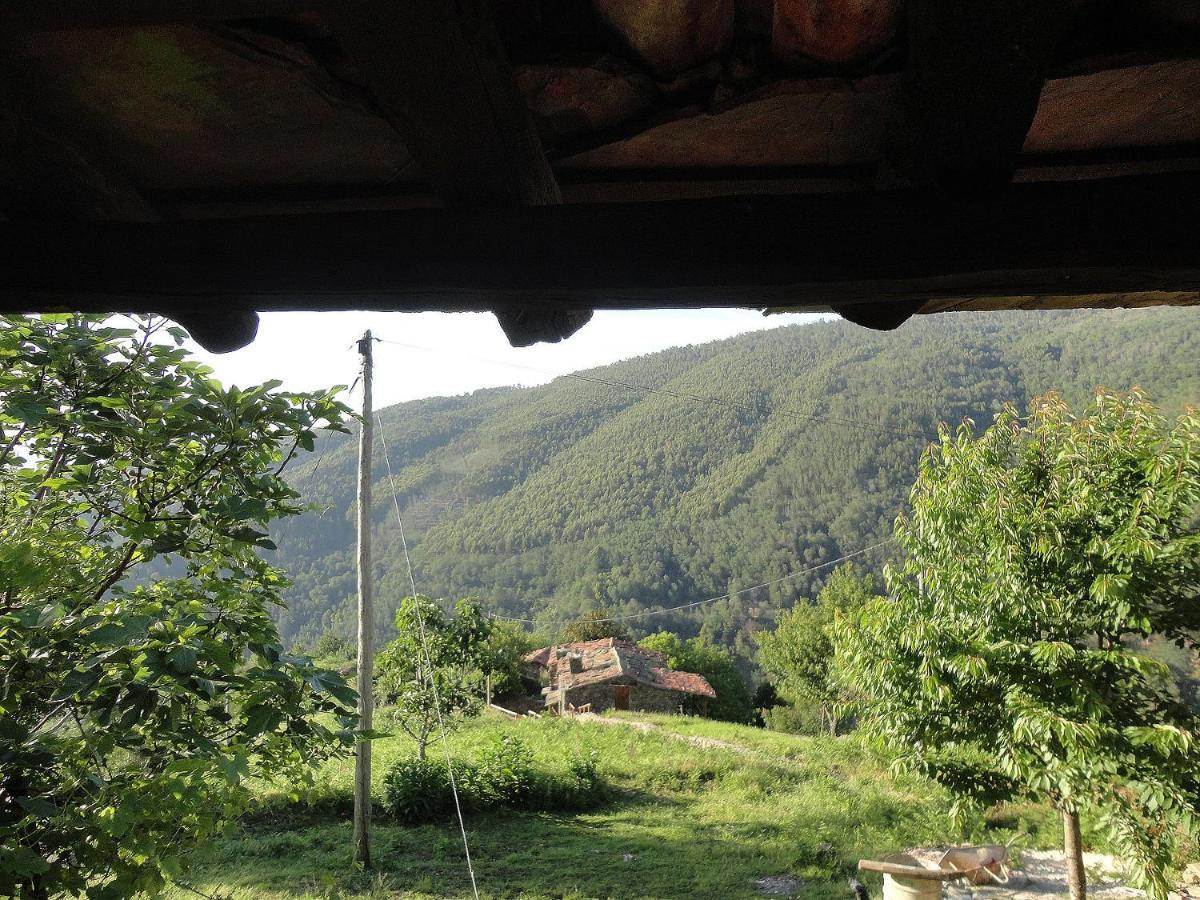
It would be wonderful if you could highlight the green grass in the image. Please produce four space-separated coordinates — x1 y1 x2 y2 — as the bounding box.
167 712 1061 899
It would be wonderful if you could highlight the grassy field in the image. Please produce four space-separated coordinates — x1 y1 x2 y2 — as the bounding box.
168 711 1062 900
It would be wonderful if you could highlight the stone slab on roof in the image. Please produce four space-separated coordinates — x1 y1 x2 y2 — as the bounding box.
529 637 716 699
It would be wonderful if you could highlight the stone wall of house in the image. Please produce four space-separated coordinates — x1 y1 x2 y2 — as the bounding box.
629 685 689 714
563 680 689 714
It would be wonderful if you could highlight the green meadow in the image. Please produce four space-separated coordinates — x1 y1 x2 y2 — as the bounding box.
168 711 1064 899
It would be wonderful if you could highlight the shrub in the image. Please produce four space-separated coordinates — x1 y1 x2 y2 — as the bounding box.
383 758 456 822
468 735 535 808
309 631 353 663
567 749 600 784
535 749 607 810
381 737 608 823
763 701 825 736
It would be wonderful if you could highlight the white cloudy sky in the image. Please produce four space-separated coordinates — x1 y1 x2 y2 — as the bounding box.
188 309 827 410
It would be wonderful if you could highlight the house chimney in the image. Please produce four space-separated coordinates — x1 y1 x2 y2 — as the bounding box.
569 654 583 674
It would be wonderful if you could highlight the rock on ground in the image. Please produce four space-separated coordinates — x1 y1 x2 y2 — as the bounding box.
756 874 806 896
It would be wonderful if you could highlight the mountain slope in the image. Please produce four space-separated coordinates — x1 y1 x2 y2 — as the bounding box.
270 308 1200 656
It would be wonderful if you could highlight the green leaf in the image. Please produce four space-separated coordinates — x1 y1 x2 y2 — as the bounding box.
17 797 57 817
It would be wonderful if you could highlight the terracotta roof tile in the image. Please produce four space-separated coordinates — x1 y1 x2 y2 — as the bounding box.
523 646 553 666
652 669 717 698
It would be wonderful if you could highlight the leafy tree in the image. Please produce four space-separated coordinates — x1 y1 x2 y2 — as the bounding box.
639 632 754 723
375 596 492 759
481 619 542 700
750 681 783 727
836 390 1200 900
0 315 355 898
309 631 353 664
758 565 878 735
560 608 632 644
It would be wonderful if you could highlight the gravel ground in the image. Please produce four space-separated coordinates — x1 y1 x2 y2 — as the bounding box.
903 849 1200 899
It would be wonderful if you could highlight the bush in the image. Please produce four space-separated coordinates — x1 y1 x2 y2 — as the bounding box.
567 749 600 783
535 749 606 810
381 737 607 823
762 701 825 736
309 631 353 663
466 735 535 808
383 758 456 822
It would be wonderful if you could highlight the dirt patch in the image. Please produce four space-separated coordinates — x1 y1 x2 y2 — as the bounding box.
755 874 805 896
905 848 1179 899
577 713 757 755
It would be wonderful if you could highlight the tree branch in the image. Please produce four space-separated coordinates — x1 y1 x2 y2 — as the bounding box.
90 542 138 605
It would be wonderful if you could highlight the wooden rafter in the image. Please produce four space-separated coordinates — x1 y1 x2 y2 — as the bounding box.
3 0 314 30
881 0 1078 188
2 172 1196 315
0 36 263 352
324 0 560 208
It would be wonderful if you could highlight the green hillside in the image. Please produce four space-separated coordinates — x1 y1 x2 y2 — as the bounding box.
271 308 1200 655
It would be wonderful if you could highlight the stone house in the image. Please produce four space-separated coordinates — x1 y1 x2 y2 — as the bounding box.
523 638 716 715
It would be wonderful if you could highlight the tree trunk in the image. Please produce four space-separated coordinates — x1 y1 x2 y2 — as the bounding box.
1062 806 1086 900
822 705 838 737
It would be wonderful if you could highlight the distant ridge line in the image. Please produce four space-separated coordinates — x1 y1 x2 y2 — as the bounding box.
374 337 936 442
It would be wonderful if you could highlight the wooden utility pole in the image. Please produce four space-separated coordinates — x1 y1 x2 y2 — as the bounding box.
353 330 374 867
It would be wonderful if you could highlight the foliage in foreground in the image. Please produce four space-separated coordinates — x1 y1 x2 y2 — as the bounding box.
382 735 605 823
758 564 879 735
0 316 355 898
837 390 1200 899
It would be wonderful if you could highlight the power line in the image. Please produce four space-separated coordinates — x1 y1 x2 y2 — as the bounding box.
492 537 896 629
378 417 480 900
373 336 934 442
368 335 908 630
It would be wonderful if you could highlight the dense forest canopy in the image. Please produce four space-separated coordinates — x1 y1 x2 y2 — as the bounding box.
270 309 1200 664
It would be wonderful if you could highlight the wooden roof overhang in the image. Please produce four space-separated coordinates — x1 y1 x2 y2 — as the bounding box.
2 0 1198 351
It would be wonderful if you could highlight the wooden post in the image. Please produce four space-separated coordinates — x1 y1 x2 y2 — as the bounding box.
485 674 492 708
352 330 373 868
1062 807 1086 900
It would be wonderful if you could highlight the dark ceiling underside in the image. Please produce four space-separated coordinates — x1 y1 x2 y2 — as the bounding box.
2 0 1198 350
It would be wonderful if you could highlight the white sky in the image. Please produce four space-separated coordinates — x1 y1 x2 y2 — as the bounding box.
188 309 827 409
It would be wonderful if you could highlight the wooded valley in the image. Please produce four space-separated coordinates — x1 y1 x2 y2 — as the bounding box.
272 308 1200 664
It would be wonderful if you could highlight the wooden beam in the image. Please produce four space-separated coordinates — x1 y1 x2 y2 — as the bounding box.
1 173 1198 316
3 0 314 30
0 40 259 352
324 0 560 207
881 0 1077 189
0 39 159 221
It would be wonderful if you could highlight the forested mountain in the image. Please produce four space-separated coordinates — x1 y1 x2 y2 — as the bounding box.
270 308 1200 660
